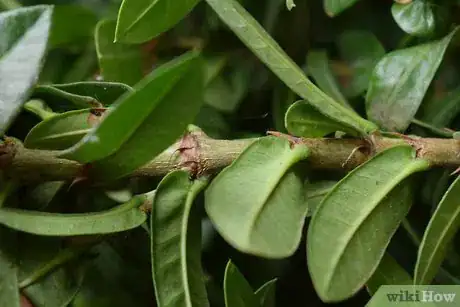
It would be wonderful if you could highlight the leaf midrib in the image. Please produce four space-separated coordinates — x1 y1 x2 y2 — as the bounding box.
416 178 460 284
323 158 428 294
246 145 308 247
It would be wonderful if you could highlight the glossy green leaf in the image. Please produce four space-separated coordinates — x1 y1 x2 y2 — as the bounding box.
286 0 295 10
0 195 147 236
366 253 412 295
59 51 203 166
34 81 132 111
391 1 435 37
307 145 429 302
306 50 349 108
205 0 378 135
0 6 52 135
337 30 385 97
49 5 97 48
324 0 360 17
96 19 143 86
223 261 258 307
86 55 205 180
205 136 310 258
115 0 201 43
285 100 356 138
24 109 93 150
0 230 20 307
151 171 209 307
254 279 277 307
366 28 459 131
305 181 337 217
415 175 460 285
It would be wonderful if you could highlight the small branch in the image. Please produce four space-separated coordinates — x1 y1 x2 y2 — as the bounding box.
2 132 460 183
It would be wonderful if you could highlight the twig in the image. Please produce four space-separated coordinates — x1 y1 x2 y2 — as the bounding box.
2 131 460 183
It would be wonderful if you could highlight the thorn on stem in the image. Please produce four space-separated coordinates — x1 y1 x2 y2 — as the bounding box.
342 146 365 168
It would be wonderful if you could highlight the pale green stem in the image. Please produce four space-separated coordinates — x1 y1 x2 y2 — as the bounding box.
24 100 56 121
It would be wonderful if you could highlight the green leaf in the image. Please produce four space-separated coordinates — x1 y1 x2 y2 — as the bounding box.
24 109 93 150
254 279 277 307
71 242 154 307
307 145 430 302
0 195 147 236
223 261 258 307
391 1 435 37
420 86 460 127
205 136 309 258
410 119 454 138
324 0 360 17
337 30 385 97
0 6 52 135
272 85 295 133
49 5 97 48
151 171 209 307
22 181 64 211
194 106 230 139
286 0 295 10
204 56 227 84
95 19 143 86
366 253 412 296
0 230 20 307
34 82 132 111
415 175 460 285
23 267 84 307
59 51 203 167
205 0 378 135
305 50 349 108
205 68 250 114
285 100 356 138
366 27 459 131
85 54 205 180
19 237 87 307
115 0 201 43
305 181 337 217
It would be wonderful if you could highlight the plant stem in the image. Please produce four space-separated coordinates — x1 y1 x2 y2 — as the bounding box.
0 0 21 10
24 100 56 121
411 119 454 138
2 131 460 183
